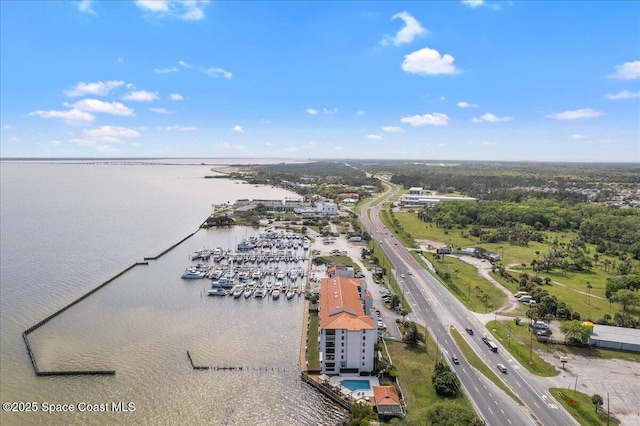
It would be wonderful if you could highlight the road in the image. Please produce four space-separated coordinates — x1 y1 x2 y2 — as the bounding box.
360 183 579 426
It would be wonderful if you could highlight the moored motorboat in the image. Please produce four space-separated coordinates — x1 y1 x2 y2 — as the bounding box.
271 289 280 300
286 290 295 300
182 268 205 279
207 287 227 297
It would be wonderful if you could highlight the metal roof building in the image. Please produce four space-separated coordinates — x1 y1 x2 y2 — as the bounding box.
588 324 640 352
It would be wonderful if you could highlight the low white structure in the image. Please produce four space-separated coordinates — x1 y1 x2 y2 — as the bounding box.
588 324 640 352
316 202 338 215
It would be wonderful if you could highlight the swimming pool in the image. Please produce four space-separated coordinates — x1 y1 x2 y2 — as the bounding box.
340 379 371 392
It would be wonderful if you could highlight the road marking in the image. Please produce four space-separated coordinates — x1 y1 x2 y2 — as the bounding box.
534 402 540 408
501 409 505 414
482 384 487 389
516 381 522 387
507 419 512 424
494 400 498 406
474 386 479 392
489 392 493 398
548 404 558 409
488 407 494 415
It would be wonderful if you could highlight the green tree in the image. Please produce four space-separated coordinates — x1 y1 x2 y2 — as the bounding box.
425 403 483 426
610 289 640 311
591 394 603 413
559 320 591 345
350 401 375 426
431 361 460 397
403 321 425 347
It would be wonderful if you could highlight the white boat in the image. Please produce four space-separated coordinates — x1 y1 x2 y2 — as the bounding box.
254 288 266 298
232 286 244 298
182 269 205 279
207 287 227 297
243 288 253 298
190 250 202 261
272 289 280 300
276 271 285 280
286 290 295 300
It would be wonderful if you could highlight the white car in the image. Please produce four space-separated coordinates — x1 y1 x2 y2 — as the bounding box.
377 321 387 330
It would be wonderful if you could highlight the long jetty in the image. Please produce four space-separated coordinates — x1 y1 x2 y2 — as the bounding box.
22 228 203 377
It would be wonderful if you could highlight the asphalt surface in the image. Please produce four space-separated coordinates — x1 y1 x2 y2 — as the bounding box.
359 183 580 426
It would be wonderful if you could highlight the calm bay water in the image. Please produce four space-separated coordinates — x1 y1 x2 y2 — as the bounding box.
0 160 345 425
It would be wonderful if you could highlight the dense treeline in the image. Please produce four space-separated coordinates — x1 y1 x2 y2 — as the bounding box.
417 199 640 259
246 161 382 200
355 160 639 203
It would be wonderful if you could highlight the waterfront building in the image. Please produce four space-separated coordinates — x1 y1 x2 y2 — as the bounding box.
318 276 376 375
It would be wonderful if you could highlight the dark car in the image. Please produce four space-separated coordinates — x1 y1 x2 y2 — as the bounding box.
482 337 489 344
465 328 474 335
451 355 459 365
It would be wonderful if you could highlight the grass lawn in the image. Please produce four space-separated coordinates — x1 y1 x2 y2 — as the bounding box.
485 320 558 377
391 211 639 323
306 312 319 370
450 327 522 405
425 253 507 313
385 327 477 422
550 388 619 426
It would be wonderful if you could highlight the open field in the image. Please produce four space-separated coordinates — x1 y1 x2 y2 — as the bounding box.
420 253 507 313
392 211 639 322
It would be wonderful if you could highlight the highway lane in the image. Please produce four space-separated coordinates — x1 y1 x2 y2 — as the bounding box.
360 185 578 426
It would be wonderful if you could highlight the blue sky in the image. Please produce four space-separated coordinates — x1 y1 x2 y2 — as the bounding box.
1 0 638 162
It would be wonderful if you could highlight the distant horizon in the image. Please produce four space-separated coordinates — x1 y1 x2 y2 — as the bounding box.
1 1 638 161
1 156 638 166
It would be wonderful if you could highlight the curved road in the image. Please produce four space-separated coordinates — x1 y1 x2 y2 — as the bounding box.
360 182 578 426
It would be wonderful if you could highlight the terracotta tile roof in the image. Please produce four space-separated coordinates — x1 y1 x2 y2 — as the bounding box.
372 386 401 405
319 276 375 330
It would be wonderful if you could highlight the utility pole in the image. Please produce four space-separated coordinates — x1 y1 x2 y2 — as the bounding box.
573 374 578 396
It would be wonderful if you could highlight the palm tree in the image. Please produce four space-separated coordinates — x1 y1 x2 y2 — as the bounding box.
591 394 603 413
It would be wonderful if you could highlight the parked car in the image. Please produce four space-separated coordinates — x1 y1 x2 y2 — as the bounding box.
377 321 387 330
497 363 507 373
465 327 474 335
451 355 459 365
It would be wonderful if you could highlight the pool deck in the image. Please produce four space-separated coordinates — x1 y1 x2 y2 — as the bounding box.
328 375 380 399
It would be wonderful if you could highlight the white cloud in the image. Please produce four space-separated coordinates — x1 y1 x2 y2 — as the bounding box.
380 11 427 46
65 80 124 97
135 0 209 20
546 108 604 120
400 113 450 126
83 125 141 142
462 0 484 8
3 124 11 129
571 134 586 139
122 90 159 102
232 125 244 133
381 126 404 132
323 108 338 115
69 99 135 116
77 0 96 14
116 57 124 63
178 60 192 68
155 66 178 74
306 108 319 115
165 125 196 131
334 146 345 151
29 109 95 125
609 60 640 80
51 140 62 145
471 113 513 123
457 101 478 108
402 47 459 75
356 110 366 116
367 134 382 140
169 93 184 101
606 90 640 100
150 108 174 114
206 67 232 79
